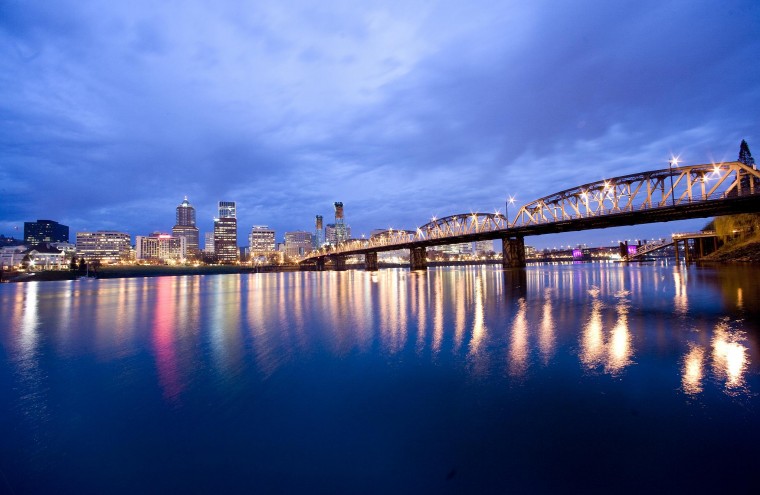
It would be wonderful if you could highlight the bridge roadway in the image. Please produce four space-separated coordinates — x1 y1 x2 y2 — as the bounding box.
301 161 760 270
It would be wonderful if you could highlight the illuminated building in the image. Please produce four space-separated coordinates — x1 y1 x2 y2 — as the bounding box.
75 231 131 263
24 219 69 244
172 196 199 257
204 232 214 253
136 233 187 262
333 202 348 244
214 217 238 262
249 226 276 255
325 223 351 245
315 215 324 248
218 201 236 219
284 231 313 257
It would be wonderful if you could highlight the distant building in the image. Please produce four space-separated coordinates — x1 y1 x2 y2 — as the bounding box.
214 217 238 262
218 201 236 219
315 215 324 248
136 233 187 262
76 231 131 263
204 232 215 253
24 220 69 244
249 226 276 255
333 202 348 244
172 197 199 257
23 243 67 270
0 245 28 270
284 231 314 257
325 223 351 246
473 240 494 255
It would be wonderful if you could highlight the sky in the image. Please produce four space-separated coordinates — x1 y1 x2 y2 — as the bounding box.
1 0 759 249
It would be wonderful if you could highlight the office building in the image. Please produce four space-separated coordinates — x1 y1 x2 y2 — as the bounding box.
315 215 324 248
326 223 351 246
172 197 199 256
218 201 236 219
214 217 238 262
249 226 276 255
333 202 348 244
24 219 69 244
284 231 314 257
136 233 187 262
75 231 131 263
204 232 215 253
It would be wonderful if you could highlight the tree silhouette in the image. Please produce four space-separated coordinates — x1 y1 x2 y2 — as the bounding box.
739 139 757 193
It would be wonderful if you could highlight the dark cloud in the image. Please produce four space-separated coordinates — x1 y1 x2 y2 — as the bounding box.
1 0 758 247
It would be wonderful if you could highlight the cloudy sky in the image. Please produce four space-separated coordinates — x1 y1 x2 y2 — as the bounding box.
1 0 758 248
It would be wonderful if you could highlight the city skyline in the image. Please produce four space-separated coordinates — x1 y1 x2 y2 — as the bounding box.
1 1 759 248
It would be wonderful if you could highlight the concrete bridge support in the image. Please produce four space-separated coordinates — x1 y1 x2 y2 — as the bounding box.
502 236 526 268
365 252 378 271
410 247 427 271
315 257 325 271
331 256 346 271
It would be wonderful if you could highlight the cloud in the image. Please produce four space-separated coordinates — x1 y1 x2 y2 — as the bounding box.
0 0 758 248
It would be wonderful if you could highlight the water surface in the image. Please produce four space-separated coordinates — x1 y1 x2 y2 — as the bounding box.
1 264 759 493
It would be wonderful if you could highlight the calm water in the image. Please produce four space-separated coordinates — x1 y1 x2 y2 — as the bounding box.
1 264 759 494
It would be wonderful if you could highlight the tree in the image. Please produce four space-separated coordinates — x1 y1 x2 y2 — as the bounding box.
79 257 87 272
738 139 758 194
69 256 77 270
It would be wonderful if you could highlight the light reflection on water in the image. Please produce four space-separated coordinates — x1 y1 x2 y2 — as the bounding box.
1 264 760 492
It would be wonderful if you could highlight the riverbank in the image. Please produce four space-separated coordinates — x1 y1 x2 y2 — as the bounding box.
701 234 760 263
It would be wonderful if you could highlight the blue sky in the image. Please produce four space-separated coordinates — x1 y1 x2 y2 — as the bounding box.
1 0 759 248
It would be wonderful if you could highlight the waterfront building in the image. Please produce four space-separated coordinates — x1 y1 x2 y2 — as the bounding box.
24 219 69 244
325 223 352 246
214 217 238 262
23 243 67 270
473 240 494 255
315 215 324 248
204 232 215 253
75 231 131 263
0 245 28 270
333 202 348 244
284 231 314 257
172 197 199 257
136 233 187 263
249 226 276 255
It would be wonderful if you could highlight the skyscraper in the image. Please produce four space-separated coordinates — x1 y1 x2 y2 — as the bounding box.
249 226 276 255
24 219 69 244
315 215 324 248
333 202 348 244
214 201 237 263
172 196 199 257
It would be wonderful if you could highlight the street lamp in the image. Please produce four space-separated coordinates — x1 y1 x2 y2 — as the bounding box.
669 155 681 206
506 195 516 227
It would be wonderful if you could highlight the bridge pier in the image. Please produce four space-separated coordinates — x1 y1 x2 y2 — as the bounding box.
331 256 346 271
315 257 325 271
501 236 525 268
410 247 427 271
365 252 378 271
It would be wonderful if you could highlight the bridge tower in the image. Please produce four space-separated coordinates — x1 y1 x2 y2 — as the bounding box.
502 236 525 268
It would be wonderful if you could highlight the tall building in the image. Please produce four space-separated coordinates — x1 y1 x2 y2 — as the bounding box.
214 201 238 262
172 196 199 257
214 217 238 263
76 231 131 263
284 231 314 257
325 223 351 246
136 233 187 262
333 202 348 244
315 215 324 248
218 201 236 219
204 232 215 253
24 220 69 244
249 226 276 255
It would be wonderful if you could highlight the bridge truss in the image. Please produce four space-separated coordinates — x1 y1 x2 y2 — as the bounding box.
302 161 760 261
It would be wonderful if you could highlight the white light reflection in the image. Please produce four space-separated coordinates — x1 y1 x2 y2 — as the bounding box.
467 273 487 362
681 344 705 395
508 298 529 377
711 321 748 394
538 288 555 364
580 287 605 369
673 268 688 314
606 290 632 374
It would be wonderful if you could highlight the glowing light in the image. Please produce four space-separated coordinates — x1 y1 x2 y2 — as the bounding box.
682 345 705 395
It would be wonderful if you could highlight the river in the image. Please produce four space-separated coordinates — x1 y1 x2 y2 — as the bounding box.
1 263 758 493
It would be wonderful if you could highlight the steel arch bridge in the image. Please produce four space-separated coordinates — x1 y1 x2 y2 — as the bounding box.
301 161 760 265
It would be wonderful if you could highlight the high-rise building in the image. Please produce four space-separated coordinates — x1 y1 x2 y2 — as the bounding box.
218 201 236 219
333 202 348 244
284 231 314 257
214 217 238 263
24 220 69 244
136 233 187 262
75 231 131 263
172 196 199 257
249 226 276 255
214 201 238 262
315 215 324 248
326 223 351 246
204 232 215 253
